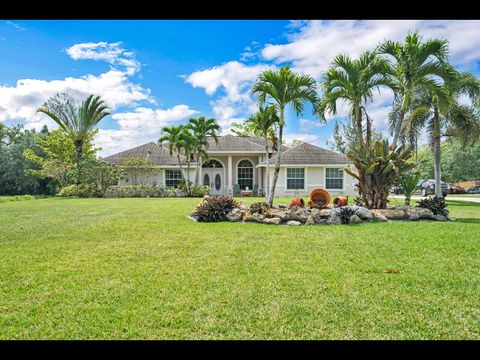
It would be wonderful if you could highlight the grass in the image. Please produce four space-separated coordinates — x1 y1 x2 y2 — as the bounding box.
1 196 480 339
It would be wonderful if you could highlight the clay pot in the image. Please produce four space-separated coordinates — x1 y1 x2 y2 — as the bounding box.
288 197 305 208
307 189 331 209
333 196 348 207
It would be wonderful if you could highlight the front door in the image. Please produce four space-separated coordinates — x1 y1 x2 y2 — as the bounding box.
203 169 223 195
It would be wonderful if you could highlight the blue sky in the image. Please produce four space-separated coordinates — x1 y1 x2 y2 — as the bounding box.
1 20 480 156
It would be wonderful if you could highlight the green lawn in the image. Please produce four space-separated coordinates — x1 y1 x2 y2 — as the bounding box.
1 196 479 339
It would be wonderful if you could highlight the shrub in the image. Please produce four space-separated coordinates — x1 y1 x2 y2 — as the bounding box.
188 184 210 197
338 207 358 224
104 184 167 198
416 196 449 217
190 195 238 222
58 184 101 198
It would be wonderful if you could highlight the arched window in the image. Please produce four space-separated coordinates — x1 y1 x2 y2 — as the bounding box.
237 160 253 190
202 159 223 168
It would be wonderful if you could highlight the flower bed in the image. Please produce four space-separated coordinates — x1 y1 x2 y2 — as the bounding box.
190 196 451 225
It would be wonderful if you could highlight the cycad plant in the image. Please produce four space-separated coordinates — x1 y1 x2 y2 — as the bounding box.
345 140 415 209
399 171 423 206
251 65 322 207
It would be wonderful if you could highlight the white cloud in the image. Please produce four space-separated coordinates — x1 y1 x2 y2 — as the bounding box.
262 20 480 78
96 105 199 156
298 118 324 132
185 61 275 133
66 42 141 75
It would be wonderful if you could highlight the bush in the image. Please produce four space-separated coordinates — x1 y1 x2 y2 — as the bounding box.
416 196 449 217
190 195 238 222
338 207 358 224
58 184 101 198
188 184 210 197
104 184 167 198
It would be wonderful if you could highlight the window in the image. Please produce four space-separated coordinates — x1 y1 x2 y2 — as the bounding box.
325 168 344 189
165 169 183 187
237 160 253 190
202 159 223 168
286 168 305 190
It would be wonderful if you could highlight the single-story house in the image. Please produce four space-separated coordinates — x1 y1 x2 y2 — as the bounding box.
101 134 356 197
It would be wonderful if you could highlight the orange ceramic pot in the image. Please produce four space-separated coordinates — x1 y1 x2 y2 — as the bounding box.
333 196 348 207
307 189 331 209
288 197 305 208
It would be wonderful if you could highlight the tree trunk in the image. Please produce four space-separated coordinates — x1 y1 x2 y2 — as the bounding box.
264 143 270 203
268 109 284 207
354 105 363 146
405 196 410 206
194 152 199 186
74 140 83 168
177 154 185 183
186 156 191 195
392 108 406 147
365 110 371 148
433 108 443 198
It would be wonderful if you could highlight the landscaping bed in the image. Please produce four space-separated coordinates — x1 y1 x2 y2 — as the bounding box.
190 196 451 225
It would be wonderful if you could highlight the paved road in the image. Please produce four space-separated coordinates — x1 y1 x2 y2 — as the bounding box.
389 195 480 203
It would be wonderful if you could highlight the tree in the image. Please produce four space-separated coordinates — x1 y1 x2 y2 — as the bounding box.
177 128 207 194
37 93 110 167
404 69 480 197
319 51 390 147
121 157 159 185
187 116 220 185
244 106 279 200
158 125 186 179
378 32 450 146
251 65 322 207
23 128 99 189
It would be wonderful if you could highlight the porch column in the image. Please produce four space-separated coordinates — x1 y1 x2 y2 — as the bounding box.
228 155 233 195
198 155 203 185
258 155 263 194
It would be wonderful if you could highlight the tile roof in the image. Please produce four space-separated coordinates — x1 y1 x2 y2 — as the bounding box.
258 142 350 166
101 142 186 166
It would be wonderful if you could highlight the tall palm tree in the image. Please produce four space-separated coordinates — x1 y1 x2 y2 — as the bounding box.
251 65 322 207
377 32 450 146
158 125 186 180
245 106 279 201
187 116 220 185
405 69 480 198
319 51 391 147
37 93 110 167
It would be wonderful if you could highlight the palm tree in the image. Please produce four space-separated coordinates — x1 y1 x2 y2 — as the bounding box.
319 51 391 147
244 106 279 201
405 69 480 198
158 125 186 180
251 65 322 207
377 32 450 146
177 128 208 194
37 93 110 167
187 116 220 185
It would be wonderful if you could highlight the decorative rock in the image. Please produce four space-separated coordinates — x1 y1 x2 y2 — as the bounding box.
371 211 388 222
319 209 331 217
226 208 243 222
371 209 406 220
278 204 287 209
330 205 372 220
433 214 449 221
251 213 265 222
286 220 301 226
263 217 281 225
250 202 270 214
349 214 362 224
326 216 342 225
285 206 310 223
305 215 316 225
243 212 253 222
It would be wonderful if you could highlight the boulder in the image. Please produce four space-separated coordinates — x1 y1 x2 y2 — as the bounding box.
278 204 287 209
263 217 281 225
251 213 265 222
226 208 243 222
326 216 342 225
371 211 388 222
285 206 310 223
349 214 362 224
319 209 331 218
370 209 406 220
433 214 449 222
305 215 316 225
250 202 270 214
330 205 372 220
286 220 302 226
243 212 253 222
405 207 435 221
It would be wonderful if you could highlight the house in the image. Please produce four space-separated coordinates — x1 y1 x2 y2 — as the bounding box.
101 134 356 197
